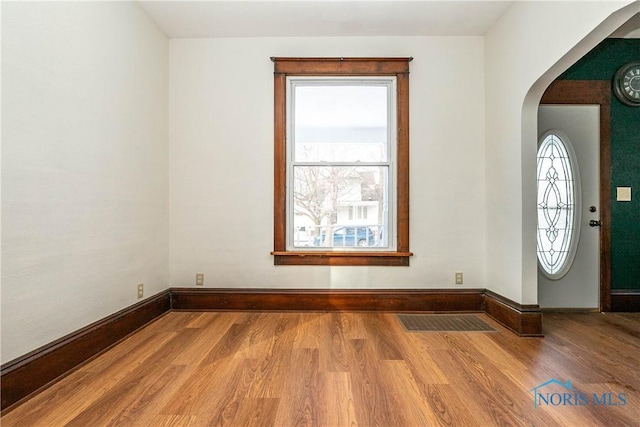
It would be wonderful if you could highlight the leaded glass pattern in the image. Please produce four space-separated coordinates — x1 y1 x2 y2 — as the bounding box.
537 132 580 278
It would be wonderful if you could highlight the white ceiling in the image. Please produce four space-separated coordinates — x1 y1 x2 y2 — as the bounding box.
138 1 515 38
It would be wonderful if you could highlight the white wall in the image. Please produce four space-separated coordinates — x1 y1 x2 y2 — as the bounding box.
170 37 486 290
484 0 637 304
1 2 170 363
3 1 635 366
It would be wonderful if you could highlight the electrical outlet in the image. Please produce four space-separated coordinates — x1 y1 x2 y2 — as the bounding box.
137 283 144 298
196 273 204 286
455 273 463 285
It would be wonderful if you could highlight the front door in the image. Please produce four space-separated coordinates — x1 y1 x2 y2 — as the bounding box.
537 105 600 309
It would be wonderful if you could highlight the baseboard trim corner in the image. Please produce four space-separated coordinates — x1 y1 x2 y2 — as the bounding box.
1 290 171 413
483 290 543 337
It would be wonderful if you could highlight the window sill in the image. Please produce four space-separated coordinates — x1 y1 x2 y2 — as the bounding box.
271 251 413 266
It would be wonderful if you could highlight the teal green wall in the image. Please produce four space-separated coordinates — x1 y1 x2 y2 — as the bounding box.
559 38 640 290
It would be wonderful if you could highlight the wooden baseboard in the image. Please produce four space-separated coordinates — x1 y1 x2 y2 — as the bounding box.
541 308 599 313
169 287 485 312
483 290 543 337
1 290 171 412
170 288 542 336
610 291 640 312
1 287 542 414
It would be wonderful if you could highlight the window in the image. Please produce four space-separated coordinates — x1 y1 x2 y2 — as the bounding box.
349 206 368 221
536 131 581 279
290 78 392 249
271 57 412 266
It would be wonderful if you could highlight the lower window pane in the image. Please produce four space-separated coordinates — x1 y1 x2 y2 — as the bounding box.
292 166 388 248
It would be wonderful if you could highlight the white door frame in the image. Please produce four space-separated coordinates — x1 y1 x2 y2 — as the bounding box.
540 80 612 312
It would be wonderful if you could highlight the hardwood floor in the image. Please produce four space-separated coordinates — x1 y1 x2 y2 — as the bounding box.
2 311 639 426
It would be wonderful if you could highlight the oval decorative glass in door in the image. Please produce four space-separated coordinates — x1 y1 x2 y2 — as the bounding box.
537 131 581 279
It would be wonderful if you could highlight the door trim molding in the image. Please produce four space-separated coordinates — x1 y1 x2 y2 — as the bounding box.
540 80 612 311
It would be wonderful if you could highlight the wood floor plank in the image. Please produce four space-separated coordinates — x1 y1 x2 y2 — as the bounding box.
83 330 177 374
377 359 440 426
236 313 286 360
182 312 221 329
360 312 403 360
441 333 546 426
159 353 246 417
545 314 640 380
245 314 299 399
63 329 203 426
429 348 511 426
150 311 202 332
66 363 192 427
317 312 350 373
196 357 257 426
272 347 320 426
3 311 640 427
172 313 240 366
465 332 532 382
344 338 400 426
106 364 196 426
382 313 449 385
199 317 257 366
293 312 325 349
316 372 357 427
338 312 368 340
441 332 566 426
586 383 640 417
0 369 96 427
229 398 280 427
10 328 196 427
148 414 198 426
422 383 478 427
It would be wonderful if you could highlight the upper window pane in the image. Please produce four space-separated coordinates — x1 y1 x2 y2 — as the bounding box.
293 82 390 162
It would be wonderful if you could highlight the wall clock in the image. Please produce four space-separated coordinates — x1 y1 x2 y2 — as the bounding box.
613 62 640 106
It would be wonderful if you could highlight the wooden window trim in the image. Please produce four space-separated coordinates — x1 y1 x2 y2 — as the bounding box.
271 57 413 266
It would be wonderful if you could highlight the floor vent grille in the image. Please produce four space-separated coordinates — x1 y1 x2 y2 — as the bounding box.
397 314 496 332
